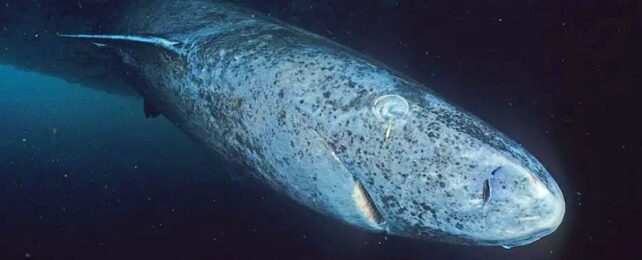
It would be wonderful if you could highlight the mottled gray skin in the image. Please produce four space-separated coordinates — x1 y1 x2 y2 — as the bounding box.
86 0 565 248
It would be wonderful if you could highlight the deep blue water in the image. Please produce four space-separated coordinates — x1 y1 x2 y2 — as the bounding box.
1 0 640 259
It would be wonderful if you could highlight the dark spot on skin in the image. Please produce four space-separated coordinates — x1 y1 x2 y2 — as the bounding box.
323 91 331 98
278 89 284 99
439 182 446 188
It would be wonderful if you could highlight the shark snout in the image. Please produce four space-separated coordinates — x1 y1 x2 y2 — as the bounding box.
481 163 565 247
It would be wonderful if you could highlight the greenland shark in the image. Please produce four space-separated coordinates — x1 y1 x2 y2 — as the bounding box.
2 0 564 248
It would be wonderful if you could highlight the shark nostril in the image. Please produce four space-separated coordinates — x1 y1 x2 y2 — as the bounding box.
483 167 502 205
482 179 491 204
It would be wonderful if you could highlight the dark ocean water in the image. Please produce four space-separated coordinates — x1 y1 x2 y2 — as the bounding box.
0 0 640 259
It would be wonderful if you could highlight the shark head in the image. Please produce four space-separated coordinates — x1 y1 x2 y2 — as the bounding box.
301 63 566 247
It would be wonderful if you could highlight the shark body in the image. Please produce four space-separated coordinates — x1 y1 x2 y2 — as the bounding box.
9 0 566 248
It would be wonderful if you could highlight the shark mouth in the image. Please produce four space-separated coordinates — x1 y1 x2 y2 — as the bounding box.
352 179 385 226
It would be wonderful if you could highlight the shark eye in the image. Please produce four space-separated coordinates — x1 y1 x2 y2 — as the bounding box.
373 95 409 121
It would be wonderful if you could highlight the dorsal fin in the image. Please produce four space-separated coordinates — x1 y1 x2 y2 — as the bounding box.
59 34 184 54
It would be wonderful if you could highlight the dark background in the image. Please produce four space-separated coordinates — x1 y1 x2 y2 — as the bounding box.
0 0 641 259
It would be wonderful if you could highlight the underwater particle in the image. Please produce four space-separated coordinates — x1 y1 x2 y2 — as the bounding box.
24 252 31 258
21 138 26 142
52 127 59 137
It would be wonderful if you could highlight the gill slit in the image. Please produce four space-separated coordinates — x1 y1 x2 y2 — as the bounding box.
310 127 386 226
